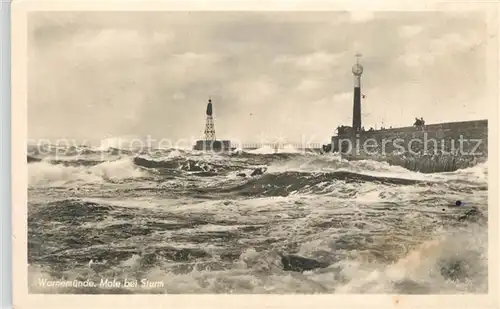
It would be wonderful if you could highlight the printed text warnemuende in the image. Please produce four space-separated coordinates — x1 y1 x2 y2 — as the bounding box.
36 278 165 289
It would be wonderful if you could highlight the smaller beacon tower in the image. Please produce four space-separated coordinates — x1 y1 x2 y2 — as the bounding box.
193 97 233 152
204 98 216 141
352 54 364 132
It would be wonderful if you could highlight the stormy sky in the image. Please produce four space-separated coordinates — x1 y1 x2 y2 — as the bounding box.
28 11 491 144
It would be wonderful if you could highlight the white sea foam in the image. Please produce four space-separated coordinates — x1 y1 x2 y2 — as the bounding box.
247 144 302 154
28 158 146 187
27 147 488 294
28 222 487 293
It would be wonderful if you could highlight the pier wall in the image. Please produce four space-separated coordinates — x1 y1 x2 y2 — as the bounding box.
332 120 488 173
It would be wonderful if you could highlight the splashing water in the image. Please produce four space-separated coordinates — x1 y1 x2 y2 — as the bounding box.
27 145 488 294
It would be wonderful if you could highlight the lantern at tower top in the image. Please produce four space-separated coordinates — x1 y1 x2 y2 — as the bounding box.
352 53 363 76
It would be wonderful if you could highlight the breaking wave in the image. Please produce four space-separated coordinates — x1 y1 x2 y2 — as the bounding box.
246 144 302 154
27 145 488 294
28 158 148 187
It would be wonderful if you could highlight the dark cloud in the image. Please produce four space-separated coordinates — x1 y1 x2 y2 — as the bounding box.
28 11 490 144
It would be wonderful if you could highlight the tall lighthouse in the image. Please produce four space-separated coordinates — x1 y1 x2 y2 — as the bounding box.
352 54 364 132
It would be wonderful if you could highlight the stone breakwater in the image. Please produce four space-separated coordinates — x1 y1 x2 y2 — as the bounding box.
332 120 488 173
386 153 484 173
344 152 485 173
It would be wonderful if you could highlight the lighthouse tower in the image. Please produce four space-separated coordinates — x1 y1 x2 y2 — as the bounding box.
193 97 233 152
204 98 216 141
352 54 364 132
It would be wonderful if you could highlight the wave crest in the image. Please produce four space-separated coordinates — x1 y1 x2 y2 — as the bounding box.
29 158 147 187
207 170 425 197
